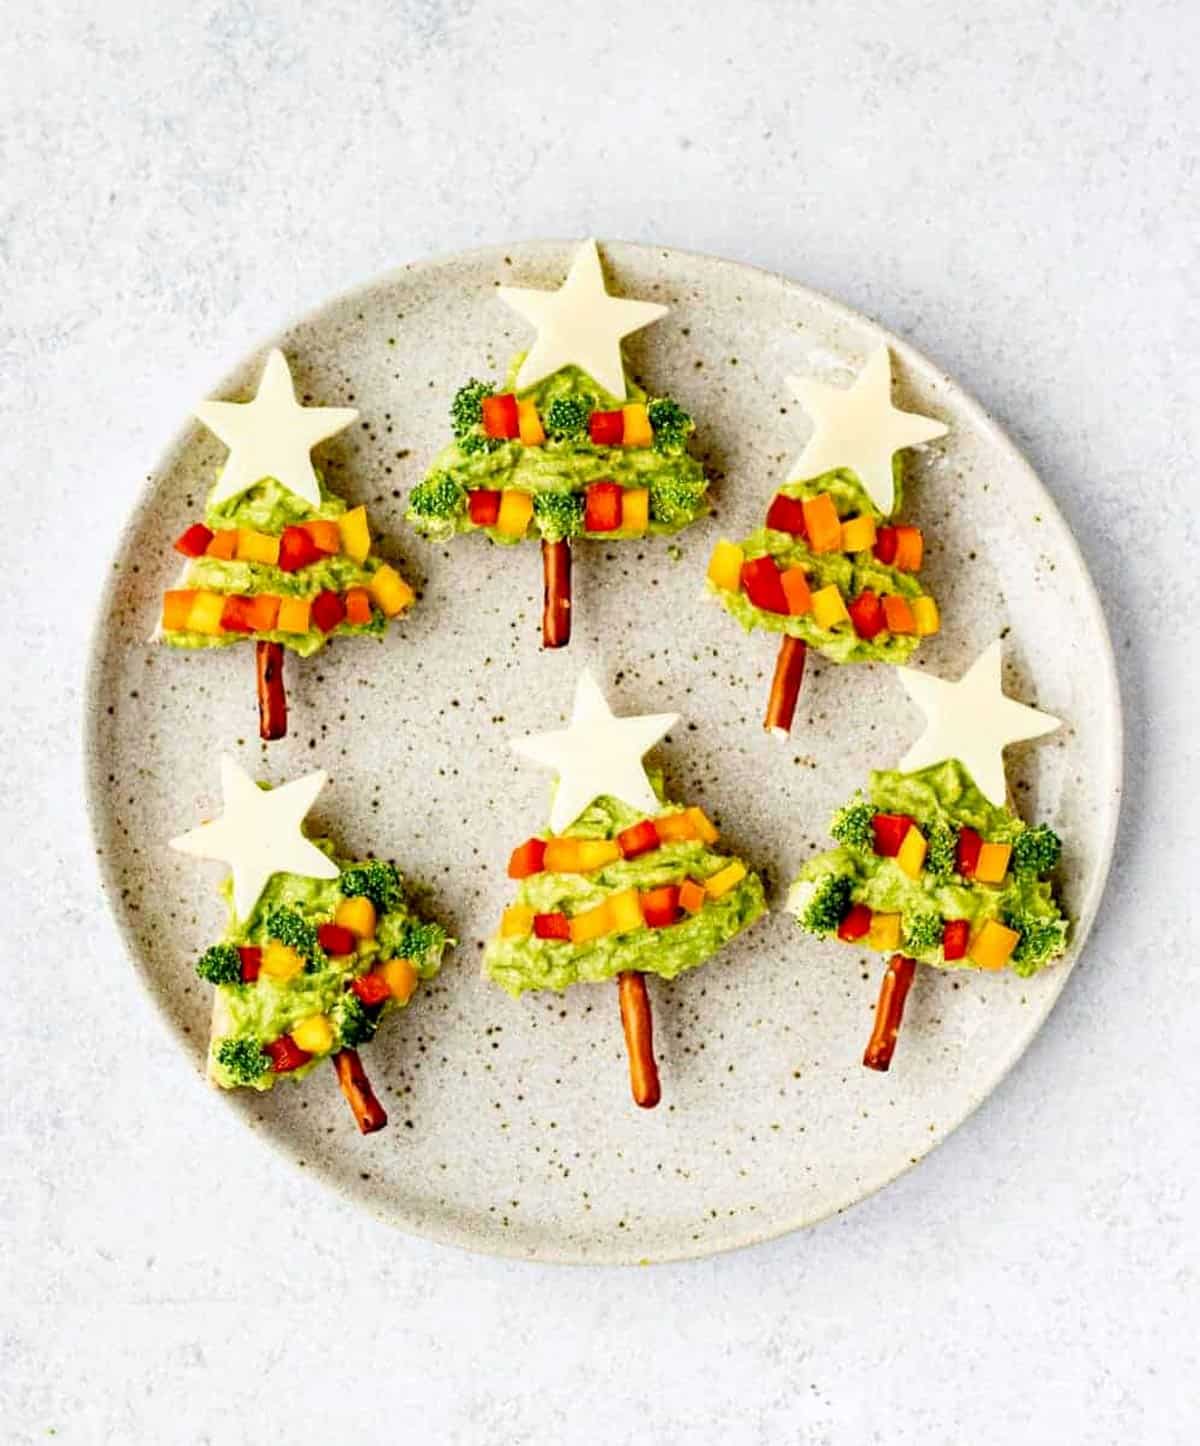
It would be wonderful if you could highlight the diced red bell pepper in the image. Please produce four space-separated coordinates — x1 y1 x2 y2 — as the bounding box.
468 489 502 526
873 526 898 565
642 885 681 929
872 813 915 857
589 410 624 446
278 525 321 573
317 923 357 955
265 1035 312 1073
174 522 214 557
533 912 571 941
237 946 262 983
765 494 808 536
351 971 393 1007
740 556 789 614
311 590 347 633
617 819 660 859
584 481 623 532
942 919 969 960
956 827 983 878
508 838 547 879
837 902 872 941
847 589 886 640
481 393 519 439
219 595 258 633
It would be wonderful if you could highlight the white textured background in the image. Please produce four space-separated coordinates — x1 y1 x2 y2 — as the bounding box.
3 1 1196 1442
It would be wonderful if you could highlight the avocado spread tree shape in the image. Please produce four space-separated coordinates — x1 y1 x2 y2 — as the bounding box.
170 756 450 1132
707 347 947 737
786 642 1066 1069
488 671 766 1107
406 240 708 648
161 348 416 740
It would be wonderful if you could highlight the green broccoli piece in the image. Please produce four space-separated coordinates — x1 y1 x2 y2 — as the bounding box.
332 991 379 1049
648 397 693 453
214 1036 270 1085
903 912 944 954
533 490 585 541
458 432 500 456
1013 825 1062 876
1003 909 1069 976
264 907 324 970
450 378 494 437
799 874 853 936
408 473 466 521
830 798 873 852
545 396 591 440
195 943 242 986
648 476 706 527
397 919 447 965
339 860 404 914
925 821 957 880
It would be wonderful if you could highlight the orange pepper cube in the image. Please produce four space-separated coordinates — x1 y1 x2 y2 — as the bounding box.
542 838 582 873
685 808 719 845
621 403 653 448
205 529 238 560
244 595 281 631
496 490 533 538
235 529 281 566
303 519 342 555
654 812 696 843
162 590 196 631
974 841 1012 884
276 596 312 633
569 901 612 944
517 400 545 446
969 919 1020 970
801 493 842 553
707 541 744 592
882 595 916 634
779 566 813 616
840 515 877 552
344 588 372 626
678 879 707 914
893 526 924 572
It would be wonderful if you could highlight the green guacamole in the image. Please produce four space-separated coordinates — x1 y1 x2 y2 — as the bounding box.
484 790 766 997
788 760 1068 975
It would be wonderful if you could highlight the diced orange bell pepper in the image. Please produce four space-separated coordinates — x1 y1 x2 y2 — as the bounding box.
678 879 707 914
205 529 238 560
707 540 744 592
516 400 545 446
496 490 534 538
275 596 312 633
542 838 581 873
569 900 612 944
162 590 196 631
911 596 940 636
969 919 1020 970
974 841 1012 884
621 403 653 448
303 519 342 555
508 838 546 878
344 587 373 626
685 808 719 844
621 488 649 533
801 493 842 553
779 566 813 616
654 812 696 843
892 525 924 572
840 515 877 553
235 529 281 566
378 957 418 1004
882 595 916 634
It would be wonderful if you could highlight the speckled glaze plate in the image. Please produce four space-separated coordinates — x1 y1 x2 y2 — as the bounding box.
85 241 1121 1263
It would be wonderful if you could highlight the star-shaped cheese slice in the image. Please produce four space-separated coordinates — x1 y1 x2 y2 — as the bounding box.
895 640 1062 806
195 348 359 510
787 346 948 516
169 756 339 920
497 239 667 400
511 670 677 833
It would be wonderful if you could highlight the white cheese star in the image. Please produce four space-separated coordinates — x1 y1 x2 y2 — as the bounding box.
497 239 667 400
895 641 1062 805
511 670 678 833
169 756 339 920
787 346 948 516
195 348 358 510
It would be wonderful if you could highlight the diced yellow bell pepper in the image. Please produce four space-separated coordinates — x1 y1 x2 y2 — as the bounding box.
867 912 902 951
974 841 1012 884
705 859 746 899
517 400 545 446
896 825 928 879
261 943 305 981
685 807 719 844
500 904 534 939
840 515 877 553
186 592 226 635
811 583 849 630
576 839 622 871
496 490 533 538
235 529 281 566
291 1014 334 1054
275 596 311 633
621 403 653 448
707 540 744 592
621 487 650 533
969 919 1020 971
607 889 644 934
379 957 418 1004
569 901 612 944
335 895 376 941
368 563 414 618
338 506 371 563
912 596 940 636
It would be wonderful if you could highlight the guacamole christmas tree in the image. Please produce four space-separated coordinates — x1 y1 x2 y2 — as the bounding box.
161 349 415 740
707 346 946 737
171 756 450 1133
485 672 766 1107
406 240 708 648
786 642 1067 1070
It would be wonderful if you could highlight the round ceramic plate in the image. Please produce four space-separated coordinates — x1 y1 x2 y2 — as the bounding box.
86 241 1121 1264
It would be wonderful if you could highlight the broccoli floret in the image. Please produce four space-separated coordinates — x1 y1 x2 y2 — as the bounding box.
195 943 242 985
458 432 499 456
830 798 873 851
214 1036 270 1085
648 397 693 453
1003 909 1069 975
648 476 706 527
1013 825 1062 876
397 919 446 965
450 379 494 437
339 860 404 913
533 490 585 541
799 874 853 935
925 821 957 880
408 473 466 521
545 396 591 440
904 912 943 954
265 907 324 969
332 991 379 1049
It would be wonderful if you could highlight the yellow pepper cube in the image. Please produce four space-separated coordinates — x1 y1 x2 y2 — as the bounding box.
896 825 928 879
867 912 902 952
500 904 534 939
496 490 534 538
912 596 940 636
575 839 622 871
368 563 414 618
378 957 418 1004
621 487 650 533
276 596 312 633
969 919 1020 971
235 529 281 566
840 515 877 553
261 943 305 981
334 895 376 941
685 807 719 845
607 889 645 935
186 592 226 635
337 506 371 563
291 1014 334 1055
621 403 653 448
974 841 1013 885
517 400 545 446
811 584 850 630
569 901 612 944
707 540 744 592
704 859 746 899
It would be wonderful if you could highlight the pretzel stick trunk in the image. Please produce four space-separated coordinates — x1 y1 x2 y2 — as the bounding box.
332 1049 388 1134
256 641 288 741
542 540 572 649
863 953 917 1072
764 635 807 738
617 971 661 1109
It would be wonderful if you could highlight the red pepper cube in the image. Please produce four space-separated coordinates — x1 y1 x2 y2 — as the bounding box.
641 885 681 929
616 819 660 859
351 972 393 1007
847 589 887 640
219 595 257 633
311 591 347 633
317 923 357 956
533 912 571 941
837 902 873 941
764 494 808 536
584 481 624 532
589 410 624 446
468 489 502 527
481 393 519 439
278 525 321 573
174 522 214 557
507 838 547 879
237 946 262 983
873 526 899 565
955 827 983 878
740 556 789 614
265 1035 312 1073
942 919 969 960
871 813 916 857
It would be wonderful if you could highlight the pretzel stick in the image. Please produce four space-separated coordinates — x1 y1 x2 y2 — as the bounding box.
764 635 806 738
863 953 917 1072
617 971 661 1109
256 641 288 741
542 540 572 649
332 1049 388 1134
